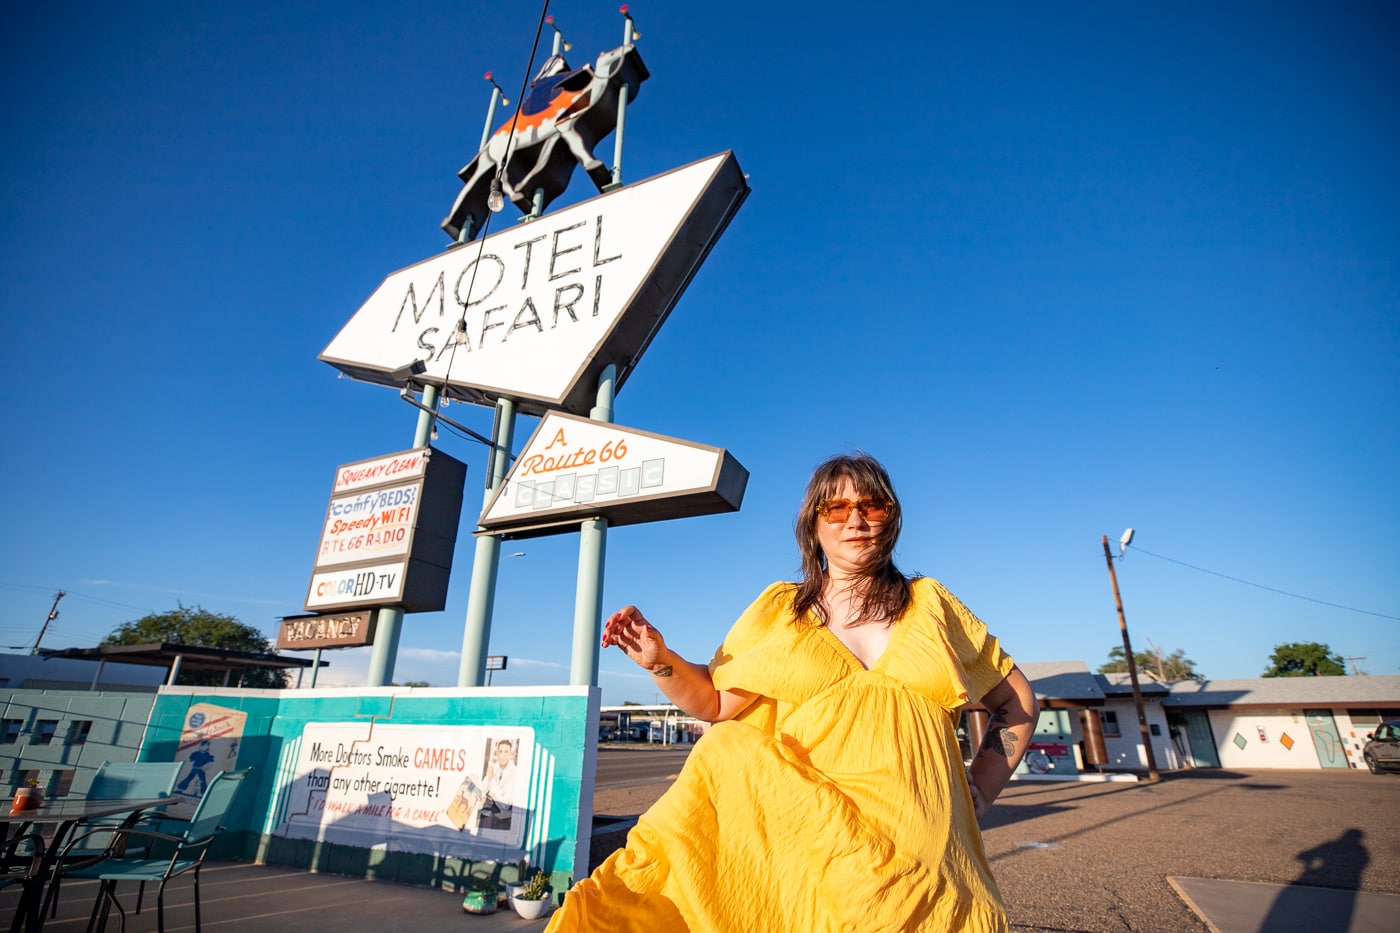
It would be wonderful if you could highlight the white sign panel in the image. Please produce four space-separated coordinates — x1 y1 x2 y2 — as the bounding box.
278 722 534 857
306 561 406 610
480 412 748 535
320 152 748 416
331 449 429 495
314 481 419 568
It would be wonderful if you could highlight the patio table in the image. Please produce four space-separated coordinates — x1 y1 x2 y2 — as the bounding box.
2 795 178 933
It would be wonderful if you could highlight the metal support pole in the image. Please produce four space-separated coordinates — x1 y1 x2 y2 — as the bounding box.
458 397 518 686
458 82 505 245
1101 535 1161 781
571 366 615 686
606 9 636 190
310 648 322 688
479 86 503 153
367 385 438 686
609 85 629 190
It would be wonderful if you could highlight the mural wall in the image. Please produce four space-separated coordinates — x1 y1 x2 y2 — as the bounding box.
144 684 598 888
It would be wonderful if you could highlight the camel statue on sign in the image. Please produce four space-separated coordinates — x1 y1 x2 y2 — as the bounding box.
442 44 649 242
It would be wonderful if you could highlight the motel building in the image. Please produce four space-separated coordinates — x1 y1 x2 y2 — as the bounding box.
598 661 1400 779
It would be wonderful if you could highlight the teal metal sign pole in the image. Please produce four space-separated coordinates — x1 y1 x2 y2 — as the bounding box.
367 385 438 686
608 9 637 189
570 365 614 686
457 398 517 686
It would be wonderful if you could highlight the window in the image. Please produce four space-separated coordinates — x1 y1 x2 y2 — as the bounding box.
66 720 93 745
1101 711 1121 737
1348 709 1400 728
50 769 76 797
31 720 59 745
1 719 22 745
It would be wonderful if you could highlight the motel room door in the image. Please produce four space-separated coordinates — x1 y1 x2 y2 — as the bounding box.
1168 711 1221 768
1304 710 1349 769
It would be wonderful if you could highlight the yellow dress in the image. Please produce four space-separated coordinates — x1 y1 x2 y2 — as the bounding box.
546 577 1015 932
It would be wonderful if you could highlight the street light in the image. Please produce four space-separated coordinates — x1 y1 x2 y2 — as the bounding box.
485 655 507 686
1101 531 1161 782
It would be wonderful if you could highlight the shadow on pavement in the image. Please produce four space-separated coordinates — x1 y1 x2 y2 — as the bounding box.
1261 828 1368 931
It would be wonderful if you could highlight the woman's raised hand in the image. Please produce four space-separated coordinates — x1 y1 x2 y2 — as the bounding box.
602 606 668 670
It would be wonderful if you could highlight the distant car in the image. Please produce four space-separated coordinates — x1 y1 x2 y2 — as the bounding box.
1362 720 1400 774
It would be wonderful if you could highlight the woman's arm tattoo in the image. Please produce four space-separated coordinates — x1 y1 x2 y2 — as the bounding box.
650 664 673 677
980 706 1018 757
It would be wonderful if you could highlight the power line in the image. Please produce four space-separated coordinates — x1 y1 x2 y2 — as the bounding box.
1129 546 1400 621
0 581 150 614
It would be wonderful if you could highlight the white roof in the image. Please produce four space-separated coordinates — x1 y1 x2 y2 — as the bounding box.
1163 674 1400 708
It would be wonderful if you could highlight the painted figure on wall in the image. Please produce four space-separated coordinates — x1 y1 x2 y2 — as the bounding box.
441 42 649 242
477 737 519 831
177 739 216 795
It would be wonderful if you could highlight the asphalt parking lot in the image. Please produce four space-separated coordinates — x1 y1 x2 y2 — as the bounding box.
594 760 1399 932
11 763 1387 932
981 768 1399 932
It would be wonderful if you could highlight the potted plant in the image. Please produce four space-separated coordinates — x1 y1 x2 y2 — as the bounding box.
512 869 552 920
12 777 43 812
460 875 499 915
15 777 43 810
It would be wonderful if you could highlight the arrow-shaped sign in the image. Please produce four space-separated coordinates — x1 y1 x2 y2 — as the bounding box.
479 412 748 537
321 152 748 417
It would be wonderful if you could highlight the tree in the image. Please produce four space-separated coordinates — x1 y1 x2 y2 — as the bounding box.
102 604 288 688
1098 642 1203 683
1262 642 1346 677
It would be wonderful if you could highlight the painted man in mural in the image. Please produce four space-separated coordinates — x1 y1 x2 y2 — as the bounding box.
477 737 518 831
176 739 215 796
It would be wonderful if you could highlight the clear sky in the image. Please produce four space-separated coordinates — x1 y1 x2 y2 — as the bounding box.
3 1 1396 704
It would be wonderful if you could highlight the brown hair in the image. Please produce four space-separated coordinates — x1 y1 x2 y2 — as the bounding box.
792 453 913 626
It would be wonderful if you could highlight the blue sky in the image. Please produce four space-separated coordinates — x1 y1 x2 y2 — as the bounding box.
3 1 1396 703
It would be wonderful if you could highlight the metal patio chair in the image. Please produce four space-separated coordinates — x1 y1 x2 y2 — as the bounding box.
45 760 184 918
55 767 251 933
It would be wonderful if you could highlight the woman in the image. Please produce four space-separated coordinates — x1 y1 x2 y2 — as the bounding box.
546 453 1038 932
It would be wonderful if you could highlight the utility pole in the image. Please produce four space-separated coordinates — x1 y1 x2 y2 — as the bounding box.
1102 536 1160 781
1344 656 1368 676
32 591 65 655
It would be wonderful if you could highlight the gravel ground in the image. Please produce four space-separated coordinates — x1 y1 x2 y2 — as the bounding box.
591 766 1400 932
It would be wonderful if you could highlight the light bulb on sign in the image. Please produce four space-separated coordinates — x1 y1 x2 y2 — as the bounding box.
487 177 505 213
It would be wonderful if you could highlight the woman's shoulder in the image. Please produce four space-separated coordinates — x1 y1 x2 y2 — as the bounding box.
711 582 801 671
740 581 799 623
908 575 948 604
755 580 798 604
722 582 798 640
906 576 977 624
